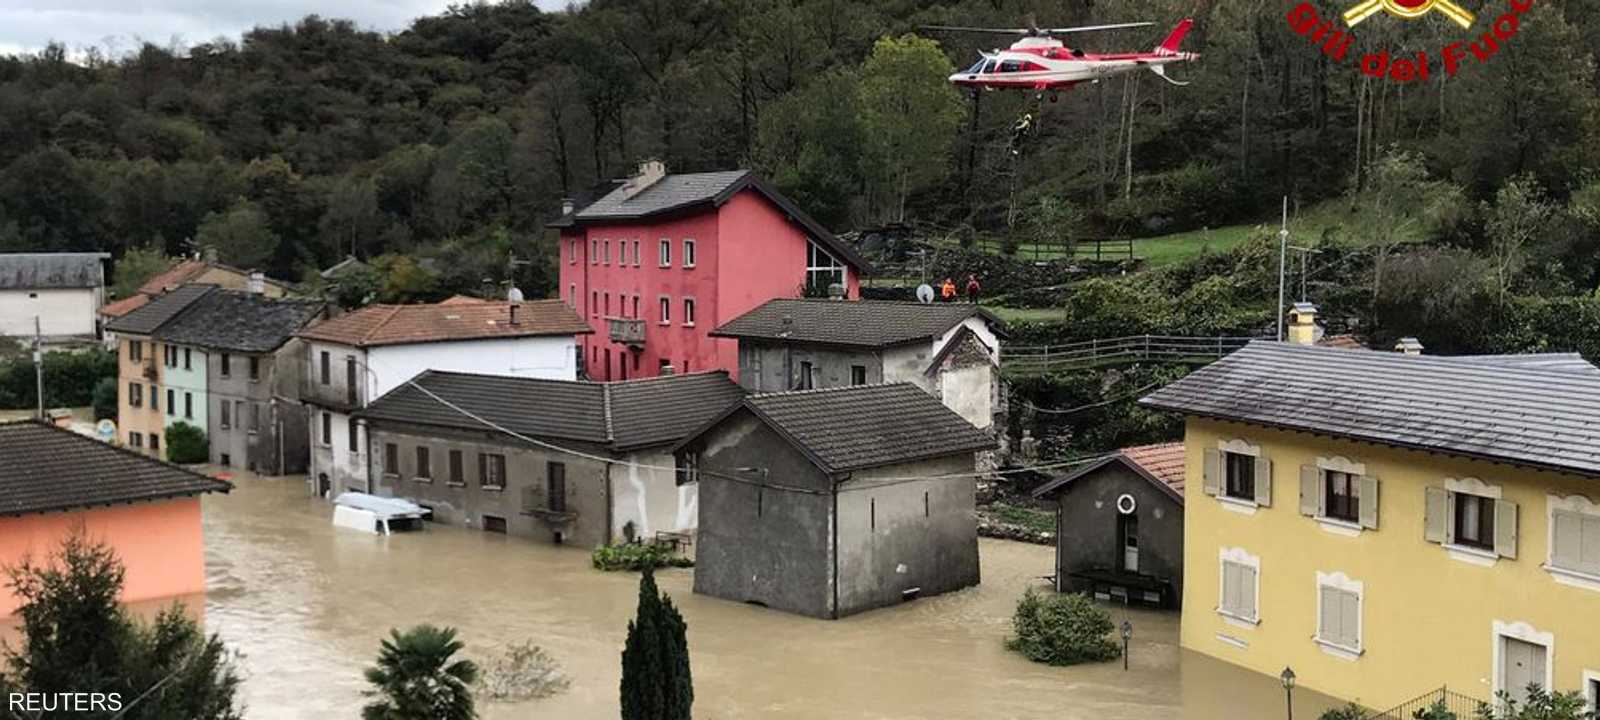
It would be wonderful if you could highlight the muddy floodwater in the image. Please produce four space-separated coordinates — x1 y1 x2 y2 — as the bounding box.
194 472 1339 719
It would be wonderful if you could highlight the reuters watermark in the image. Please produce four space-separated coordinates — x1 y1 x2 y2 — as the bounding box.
8 692 124 713
1286 0 1537 82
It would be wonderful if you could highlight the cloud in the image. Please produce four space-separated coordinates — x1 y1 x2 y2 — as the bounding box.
0 0 571 57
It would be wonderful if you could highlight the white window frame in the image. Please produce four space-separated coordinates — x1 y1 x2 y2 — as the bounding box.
1217 547 1261 628
1444 476 1504 567
1315 455 1370 536
1216 438 1263 515
659 238 671 267
1491 620 1554 703
682 297 696 327
805 241 844 292
1314 571 1364 660
1545 493 1600 592
658 295 671 325
683 238 696 268
603 239 611 265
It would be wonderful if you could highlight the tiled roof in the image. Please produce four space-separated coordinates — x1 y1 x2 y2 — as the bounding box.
103 284 216 336
1317 334 1365 350
156 291 326 353
297 300 591 348
731 383 995 474
137 259 294 296
1032 442 1186 504
1140 341 1600 478
550 170 871 272
359 370 746 451
712 299 1000 349
438 295 489 306
99 293 151 319
0 253 107 290
0 421 230 517
1451 353 1600 376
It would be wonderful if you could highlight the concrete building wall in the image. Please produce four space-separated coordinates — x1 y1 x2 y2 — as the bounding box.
368 421 612 548
367 336 579 397
116 334 165 456
836 454 981 616
692 412 836 617
309 408 367 496
206 343 308 475
1052 463 1184 604
0 287 100 338
611 448 698 545
735 342 883 393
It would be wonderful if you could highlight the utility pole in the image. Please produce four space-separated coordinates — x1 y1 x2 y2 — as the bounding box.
33 316 44 420
1275 197 1289 342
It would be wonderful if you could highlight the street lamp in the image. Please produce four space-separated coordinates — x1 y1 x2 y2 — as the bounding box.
1280 666 1297 720
1120 620 1133 671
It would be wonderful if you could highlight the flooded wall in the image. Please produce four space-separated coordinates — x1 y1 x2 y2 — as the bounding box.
837 454 981 615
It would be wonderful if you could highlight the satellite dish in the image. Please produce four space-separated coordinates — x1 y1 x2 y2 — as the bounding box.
916 284 936 304
506 286 525 302
96 419 116 442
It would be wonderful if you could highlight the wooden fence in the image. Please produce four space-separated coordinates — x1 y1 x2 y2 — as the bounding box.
1005 335 1258 374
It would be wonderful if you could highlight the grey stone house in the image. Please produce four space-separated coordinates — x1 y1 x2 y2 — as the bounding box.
711 299 1005 431
1031 442 1186 608
156 290 326 474
356 370 745 547
677 383 995 619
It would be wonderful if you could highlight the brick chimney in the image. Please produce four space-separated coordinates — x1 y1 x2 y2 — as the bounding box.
509 304 520 326
1286 302 1321 346
620 160 667 200
1395 337 1424 355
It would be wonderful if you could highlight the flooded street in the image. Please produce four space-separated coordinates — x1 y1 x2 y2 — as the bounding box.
200 471 1339 719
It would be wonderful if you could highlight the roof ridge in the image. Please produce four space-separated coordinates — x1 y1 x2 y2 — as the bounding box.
749 381 915 399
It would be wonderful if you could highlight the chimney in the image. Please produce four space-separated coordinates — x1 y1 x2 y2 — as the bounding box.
508 304 520 325
247 272 265 295
828 282 846 301
620 160 667 200
659 363 676 376
1286 302 1321 346
779 315 794 338
1395 337 1424 356
561 198 575 216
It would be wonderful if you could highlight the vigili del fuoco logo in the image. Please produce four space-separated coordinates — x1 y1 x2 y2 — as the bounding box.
1287 0 1534 83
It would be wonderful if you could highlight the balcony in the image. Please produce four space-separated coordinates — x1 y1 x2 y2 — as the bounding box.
608 317 646 348
141 360 158 381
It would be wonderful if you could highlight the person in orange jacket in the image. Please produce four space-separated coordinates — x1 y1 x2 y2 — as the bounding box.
940 277 957 301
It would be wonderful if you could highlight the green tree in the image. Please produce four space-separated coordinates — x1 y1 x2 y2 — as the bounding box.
856 34 963 223
92 376 117 421
195 200 280 271
1026 197 1085 257
3 530 243 720
620 568 692 720
1346 151 1466 302
111 245 172 299
1483 175 1556 300
165 421 209 464
362 625 479 720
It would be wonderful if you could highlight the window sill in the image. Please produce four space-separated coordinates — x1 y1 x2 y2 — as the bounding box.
1544 564 1600 593
1215 633 1249 650
1217 496 1259 516
482 485 505 493
1217 609 1259 629
659 322 670 327
413 477 433 484
1315 638 1363 662
1443 543 1499 567
683 322 695 328
446 482 466 488
683 264 696 270
1317 517 1364 537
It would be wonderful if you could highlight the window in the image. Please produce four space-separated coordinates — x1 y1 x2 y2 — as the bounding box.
590 239 598 264
483 515 507 534
149 384 158 411
184 392 193 419
682 239 696 268
219 400 231 429
851 365 867 386
547 462 566 512
1315 573 1363 657
1455 493 1496 551
632 239 641 267
321 412 332 446
799 361 814 390
129 431 142 448
416 446 432 480
591 290 599 318
806 241 845 293
249 403 260 433
346 356 358 405
166 389 175 416
384 443 399 477
1218 549 1259 623
150 433 159 452
659 238 671 267
129 341 143 363
248 357 260 381
1325 471 1359 523
1300 460 1379 530
999 59 1022 72
1425 481 1518 560
449 450 464 484
569 239 577 264
220 353 231 377
479 453 506 490
677 452 699 486
1586 675 1599 718
682 298 696 327
128 382 142 407
631 295 639 319
568 283 577 308
348 420 359 452
604 239 611 264
658 296 671 325
320 351 330 384
1550 499 1600 578
604 292 611 317
1224 452 1255 500
184 348 192 370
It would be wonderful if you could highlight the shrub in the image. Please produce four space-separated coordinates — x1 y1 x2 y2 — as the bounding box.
1321 704 1370 720
1474 687 1593 720
592 543 694 572
474 640 569 702
92 376 117 421
1005 588 1120 665
165 421 209 464
1414 700 1459 720
0 348 117 410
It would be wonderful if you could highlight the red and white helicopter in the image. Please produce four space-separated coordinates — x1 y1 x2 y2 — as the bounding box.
928 18 1198 98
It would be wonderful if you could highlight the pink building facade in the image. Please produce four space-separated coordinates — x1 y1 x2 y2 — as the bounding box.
554 167 868 381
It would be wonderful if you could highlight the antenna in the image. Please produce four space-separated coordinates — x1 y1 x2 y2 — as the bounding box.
1275 197 1289 342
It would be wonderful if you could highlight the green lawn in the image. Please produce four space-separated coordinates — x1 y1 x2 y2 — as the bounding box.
983 305 1064 324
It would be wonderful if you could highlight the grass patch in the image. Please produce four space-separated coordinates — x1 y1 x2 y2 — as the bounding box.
984 305 1063 324
990 503 1056 535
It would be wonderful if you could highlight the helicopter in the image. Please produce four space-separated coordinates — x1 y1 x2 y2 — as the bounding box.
926 18 1198 100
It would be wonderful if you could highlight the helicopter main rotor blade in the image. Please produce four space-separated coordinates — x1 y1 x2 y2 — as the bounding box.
1039 22 1156 33
920 25 1033 34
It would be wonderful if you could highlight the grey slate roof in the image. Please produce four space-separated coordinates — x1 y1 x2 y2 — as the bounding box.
103 284 216 335
548 170 871 272
723 383 996 474
0 421 230 517
359 370 747 452
1451 353 1600 376
156 290 325 353
0 253 108 290
712 299 1001 349
1139 341 1600 479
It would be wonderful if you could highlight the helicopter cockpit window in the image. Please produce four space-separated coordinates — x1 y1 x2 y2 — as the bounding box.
979 59 997 74
998 60 1023 73
964 58 986 75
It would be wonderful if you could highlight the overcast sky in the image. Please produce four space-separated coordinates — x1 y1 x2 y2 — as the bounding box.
0 1 571 57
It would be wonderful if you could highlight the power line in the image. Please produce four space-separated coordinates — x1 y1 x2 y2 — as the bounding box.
1016 381 1162 416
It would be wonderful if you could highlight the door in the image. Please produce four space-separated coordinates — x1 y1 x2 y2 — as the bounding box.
1118 512 1140 573
1501 637 1547 706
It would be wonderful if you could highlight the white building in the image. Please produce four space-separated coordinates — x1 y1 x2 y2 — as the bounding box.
0 253 109 347
295 298 591 497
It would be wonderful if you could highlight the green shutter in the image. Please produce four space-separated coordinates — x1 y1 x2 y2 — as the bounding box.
1299 465 1321 517
1494 499 1519 559
1203 449 1221 496
1424 487 1448 544
1359 476 1380 529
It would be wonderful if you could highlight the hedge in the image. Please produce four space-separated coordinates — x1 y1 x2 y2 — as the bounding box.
0 349 118 410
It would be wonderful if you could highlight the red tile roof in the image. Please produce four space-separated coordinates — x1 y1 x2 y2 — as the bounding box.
439 295 490 306
297 300 592 348
98 293 151 318
1318 334 1366 350
137 259 210 296
1121 442 1186 496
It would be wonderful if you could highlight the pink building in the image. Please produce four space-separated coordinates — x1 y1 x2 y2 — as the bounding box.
552 163 870 381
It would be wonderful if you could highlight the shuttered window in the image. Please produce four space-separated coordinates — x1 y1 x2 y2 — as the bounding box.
1551 511 1600 576
1224 452 1254 500
1219 560 1258 622
1424 486 1518 559
1317 585 1361 651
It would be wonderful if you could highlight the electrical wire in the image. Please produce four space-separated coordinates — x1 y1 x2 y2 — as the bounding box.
1016 381 1163 416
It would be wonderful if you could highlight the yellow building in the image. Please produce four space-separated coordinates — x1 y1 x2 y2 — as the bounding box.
104 285 216 458
1142 338 1600 714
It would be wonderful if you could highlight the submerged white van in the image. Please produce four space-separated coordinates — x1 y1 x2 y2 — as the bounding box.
332 492 429 535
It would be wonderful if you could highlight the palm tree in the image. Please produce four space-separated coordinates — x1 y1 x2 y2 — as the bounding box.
362 624 479 720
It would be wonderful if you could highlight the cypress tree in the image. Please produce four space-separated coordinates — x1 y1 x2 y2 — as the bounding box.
620 568 693 720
